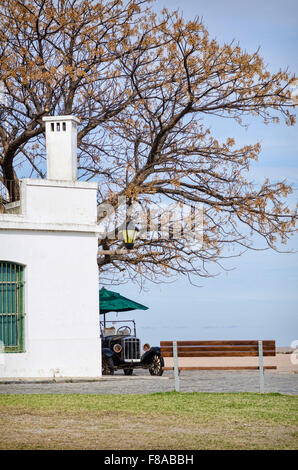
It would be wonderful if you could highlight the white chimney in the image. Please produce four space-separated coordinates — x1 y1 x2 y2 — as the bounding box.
42 115 80 181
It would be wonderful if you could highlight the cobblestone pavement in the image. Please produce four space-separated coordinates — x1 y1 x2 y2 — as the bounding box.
0 370 297 395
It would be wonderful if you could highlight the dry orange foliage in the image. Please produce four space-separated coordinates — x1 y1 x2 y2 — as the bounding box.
0 0 296 284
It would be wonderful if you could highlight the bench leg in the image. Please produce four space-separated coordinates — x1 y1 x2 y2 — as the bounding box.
258 340 264 393
173 341 180 392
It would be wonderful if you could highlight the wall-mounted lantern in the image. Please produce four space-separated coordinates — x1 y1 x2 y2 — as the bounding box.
122 222 139 250
97 221 139 256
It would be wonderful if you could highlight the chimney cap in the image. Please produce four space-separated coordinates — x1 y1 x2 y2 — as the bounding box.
42 115 80 124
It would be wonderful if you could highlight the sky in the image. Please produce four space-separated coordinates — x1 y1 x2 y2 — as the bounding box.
103 0 298 348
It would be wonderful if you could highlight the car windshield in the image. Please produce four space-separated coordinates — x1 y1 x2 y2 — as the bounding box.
100 319 136 337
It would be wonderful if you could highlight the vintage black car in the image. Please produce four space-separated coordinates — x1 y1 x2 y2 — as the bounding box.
101 320 164 376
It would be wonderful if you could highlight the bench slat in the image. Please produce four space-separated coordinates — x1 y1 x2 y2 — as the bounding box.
161 351 275 357
160 345 274 353
160 340 275 347
163 366 277 371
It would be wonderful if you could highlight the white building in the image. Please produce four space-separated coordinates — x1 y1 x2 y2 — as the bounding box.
0 116 101 378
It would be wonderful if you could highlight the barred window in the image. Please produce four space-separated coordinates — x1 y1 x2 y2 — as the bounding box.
0 262 25 352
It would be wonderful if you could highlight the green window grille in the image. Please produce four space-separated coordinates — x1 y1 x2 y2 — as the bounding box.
0 262 25 352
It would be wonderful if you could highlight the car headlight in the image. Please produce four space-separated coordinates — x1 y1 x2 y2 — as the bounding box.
143 343 150 351
113 343 122 353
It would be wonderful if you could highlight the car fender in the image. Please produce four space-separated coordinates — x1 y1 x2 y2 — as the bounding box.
102 347 114 359
141 346 163 364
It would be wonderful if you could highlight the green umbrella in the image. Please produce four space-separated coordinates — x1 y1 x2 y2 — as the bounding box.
100 287 148 327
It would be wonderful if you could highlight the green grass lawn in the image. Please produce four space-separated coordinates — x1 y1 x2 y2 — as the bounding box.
0 392 297 450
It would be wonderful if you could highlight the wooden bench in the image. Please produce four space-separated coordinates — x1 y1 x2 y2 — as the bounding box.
160 340 276 370
160 340 276 392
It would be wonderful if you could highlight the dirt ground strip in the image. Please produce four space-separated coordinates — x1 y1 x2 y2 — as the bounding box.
0 406 297 450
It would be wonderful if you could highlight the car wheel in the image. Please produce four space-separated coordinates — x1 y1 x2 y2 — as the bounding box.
123 369 133 376
102 357 115 375
149 354 164 376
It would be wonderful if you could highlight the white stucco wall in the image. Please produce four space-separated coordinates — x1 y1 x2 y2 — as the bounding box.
0 229 101 378
22 179 98 226
0 115 101 378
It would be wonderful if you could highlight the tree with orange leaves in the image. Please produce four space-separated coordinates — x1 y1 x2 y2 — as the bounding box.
0 0 297 284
